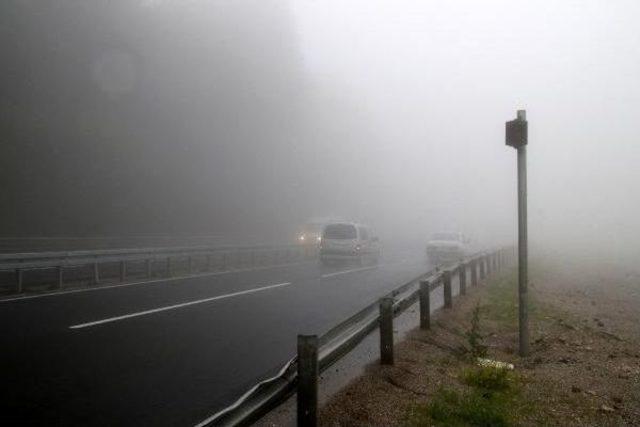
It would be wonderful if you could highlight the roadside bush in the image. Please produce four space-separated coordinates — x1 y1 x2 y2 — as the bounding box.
465 304 488 359
461 366 512 392
407 387 511 427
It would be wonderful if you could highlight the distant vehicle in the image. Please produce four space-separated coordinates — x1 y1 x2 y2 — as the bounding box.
320 222 381 266
296 216 345 245
426 231 470 265
297 222 324 245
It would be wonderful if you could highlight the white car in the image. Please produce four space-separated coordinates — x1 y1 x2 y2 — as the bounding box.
320 222 381 266
426 232 470 265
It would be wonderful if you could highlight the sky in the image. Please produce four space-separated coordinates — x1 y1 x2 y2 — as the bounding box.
290 0 640 257
1 0 639 259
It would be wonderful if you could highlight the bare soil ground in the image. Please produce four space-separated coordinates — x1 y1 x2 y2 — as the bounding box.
319 257 640 426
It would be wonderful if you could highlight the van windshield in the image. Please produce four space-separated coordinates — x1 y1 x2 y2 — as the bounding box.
323 224 357 240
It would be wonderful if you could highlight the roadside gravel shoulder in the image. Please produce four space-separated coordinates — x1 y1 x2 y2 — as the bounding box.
319 258 640 426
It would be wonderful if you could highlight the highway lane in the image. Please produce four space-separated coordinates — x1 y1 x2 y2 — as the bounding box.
1 249 437 426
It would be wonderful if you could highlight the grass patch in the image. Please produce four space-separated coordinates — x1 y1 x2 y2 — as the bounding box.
407 387 513 427
482 273 519 325
407 366 523 426
460 366 513 392
481 270 550 326
482 266 559 327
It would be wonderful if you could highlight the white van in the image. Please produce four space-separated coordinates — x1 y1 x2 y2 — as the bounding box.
426 231 470 265
319 222 381 266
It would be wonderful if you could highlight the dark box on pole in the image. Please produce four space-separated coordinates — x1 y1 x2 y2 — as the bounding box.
506 118 528 148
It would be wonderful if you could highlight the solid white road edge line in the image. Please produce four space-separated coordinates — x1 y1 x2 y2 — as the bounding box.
321 265 377 279
0 261 310 303
69 282 292 330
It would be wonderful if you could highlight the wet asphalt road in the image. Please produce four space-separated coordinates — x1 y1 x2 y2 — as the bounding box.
1 248 433 426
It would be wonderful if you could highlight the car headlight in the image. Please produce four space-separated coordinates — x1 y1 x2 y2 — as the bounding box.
299 235 305 241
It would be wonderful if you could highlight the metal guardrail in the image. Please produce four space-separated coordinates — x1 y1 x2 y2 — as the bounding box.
0 244 318 296
199 248 509 426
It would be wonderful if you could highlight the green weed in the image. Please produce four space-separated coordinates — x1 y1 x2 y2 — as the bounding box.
465 304 487 359
461 366 513 392
407 387 512 427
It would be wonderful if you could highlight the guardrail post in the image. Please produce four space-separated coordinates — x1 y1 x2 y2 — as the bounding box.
119 260 126 283
443 270 452 309
379 297 394 365
459 262 467 296
486 255 492 276
146 259 152 278
419 280 430 330
16 269 23 293
297 334 318 427
471 259 478 287
57 266 63 289
479 257 486 280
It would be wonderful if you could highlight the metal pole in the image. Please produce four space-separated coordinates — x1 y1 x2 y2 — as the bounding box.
443 270 452 309
479 256 486 280
517 116 529 357
297 334 318 427
379 297 394 365
419 280 430 330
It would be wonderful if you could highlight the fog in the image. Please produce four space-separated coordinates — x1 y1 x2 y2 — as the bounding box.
2 0 639 258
